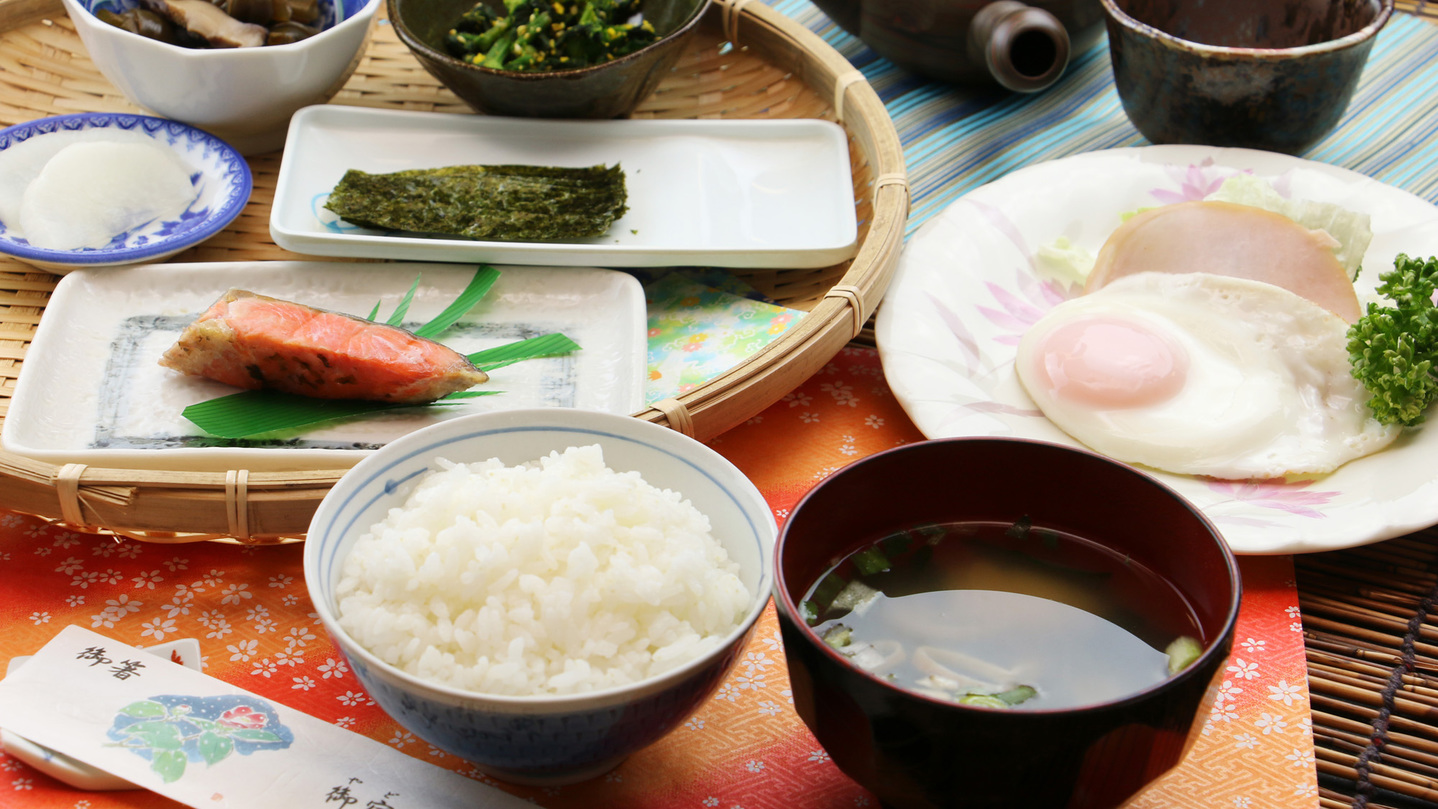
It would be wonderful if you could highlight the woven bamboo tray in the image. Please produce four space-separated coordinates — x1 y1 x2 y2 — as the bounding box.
0 0 908 542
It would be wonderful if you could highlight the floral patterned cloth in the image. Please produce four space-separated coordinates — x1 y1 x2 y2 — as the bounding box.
642 269 805 405
0 347 1315 808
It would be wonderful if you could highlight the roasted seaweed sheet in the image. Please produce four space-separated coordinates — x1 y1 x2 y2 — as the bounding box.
324 163 628 242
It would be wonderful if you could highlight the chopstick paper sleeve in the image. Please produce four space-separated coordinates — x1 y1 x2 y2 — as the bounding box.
0 625 533 809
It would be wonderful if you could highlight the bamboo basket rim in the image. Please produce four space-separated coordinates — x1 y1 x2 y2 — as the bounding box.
0 0 909 543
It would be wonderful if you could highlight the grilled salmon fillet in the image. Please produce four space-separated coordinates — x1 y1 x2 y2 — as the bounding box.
160 289 488 404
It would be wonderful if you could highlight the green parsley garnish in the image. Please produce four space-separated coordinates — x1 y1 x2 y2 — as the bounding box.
1347 253 1438 426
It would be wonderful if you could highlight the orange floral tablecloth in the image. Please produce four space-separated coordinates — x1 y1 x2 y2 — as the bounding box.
0 347 1317 808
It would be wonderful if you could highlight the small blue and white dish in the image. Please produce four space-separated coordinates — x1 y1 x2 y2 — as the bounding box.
0 112 251 273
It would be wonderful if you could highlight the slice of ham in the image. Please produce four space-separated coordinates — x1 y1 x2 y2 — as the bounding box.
1085 200 1363 323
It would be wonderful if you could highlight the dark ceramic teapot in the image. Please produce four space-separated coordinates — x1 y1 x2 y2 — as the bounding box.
812 0 1104 92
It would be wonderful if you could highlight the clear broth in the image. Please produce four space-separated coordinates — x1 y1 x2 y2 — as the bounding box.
801 519 1202 710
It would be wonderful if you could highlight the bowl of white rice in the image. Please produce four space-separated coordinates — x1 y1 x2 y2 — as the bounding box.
304 408 775 785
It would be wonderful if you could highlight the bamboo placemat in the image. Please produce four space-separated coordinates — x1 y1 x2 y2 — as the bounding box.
1299 527 1438 809
1276 8 1438 807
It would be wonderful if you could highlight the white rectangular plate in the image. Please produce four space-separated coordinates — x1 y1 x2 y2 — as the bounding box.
270 105 858 269
2 261 646 472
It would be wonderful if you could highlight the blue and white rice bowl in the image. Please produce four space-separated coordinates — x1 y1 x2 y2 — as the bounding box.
304 408 777 785
0 113 250 273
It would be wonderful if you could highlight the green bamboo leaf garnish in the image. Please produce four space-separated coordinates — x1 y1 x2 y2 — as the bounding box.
384 273 424 326
414 265 500 338
179 266 579 439
470 332 580 371
181 390 506 439
365 265 497 331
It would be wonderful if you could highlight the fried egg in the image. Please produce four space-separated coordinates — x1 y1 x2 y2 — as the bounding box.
1015 271 1398 479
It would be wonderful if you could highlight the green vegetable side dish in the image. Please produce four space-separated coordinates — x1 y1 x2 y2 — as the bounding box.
444 0 658 72
324 163 628 242
1347 253 1438 427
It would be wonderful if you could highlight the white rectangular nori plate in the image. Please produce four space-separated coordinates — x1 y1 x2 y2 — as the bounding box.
270 106 858 269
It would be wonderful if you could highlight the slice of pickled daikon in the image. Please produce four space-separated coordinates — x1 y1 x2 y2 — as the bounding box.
18 140 196 251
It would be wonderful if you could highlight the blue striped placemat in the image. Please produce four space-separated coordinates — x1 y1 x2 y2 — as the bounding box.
766 2 1438 238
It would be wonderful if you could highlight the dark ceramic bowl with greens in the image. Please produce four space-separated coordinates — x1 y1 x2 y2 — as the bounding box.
775 437 1241 809
389 0 709 118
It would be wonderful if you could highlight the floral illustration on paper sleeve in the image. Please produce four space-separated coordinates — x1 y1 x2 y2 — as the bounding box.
107 694 294 783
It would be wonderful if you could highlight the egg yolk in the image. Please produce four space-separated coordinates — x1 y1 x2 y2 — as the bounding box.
1034 316 1189 408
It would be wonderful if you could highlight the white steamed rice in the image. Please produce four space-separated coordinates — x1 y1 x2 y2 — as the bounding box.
334 444 752 696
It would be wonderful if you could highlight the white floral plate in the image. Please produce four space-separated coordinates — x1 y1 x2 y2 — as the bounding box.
875 145 1438 555
0 113 251 272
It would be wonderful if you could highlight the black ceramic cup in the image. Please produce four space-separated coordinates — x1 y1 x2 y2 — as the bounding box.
1102 0 1394 154
774 437 1241 809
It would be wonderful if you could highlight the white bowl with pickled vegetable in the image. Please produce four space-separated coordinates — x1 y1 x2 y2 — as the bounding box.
62 0 379 155
775 437 1241 809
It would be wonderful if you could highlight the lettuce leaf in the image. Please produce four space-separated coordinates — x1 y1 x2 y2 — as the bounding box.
1034 236 1095 287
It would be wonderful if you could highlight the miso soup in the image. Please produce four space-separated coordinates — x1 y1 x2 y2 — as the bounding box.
800 518 1203 710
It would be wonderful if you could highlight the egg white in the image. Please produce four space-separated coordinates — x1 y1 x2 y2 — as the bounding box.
1015 272 1399 480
